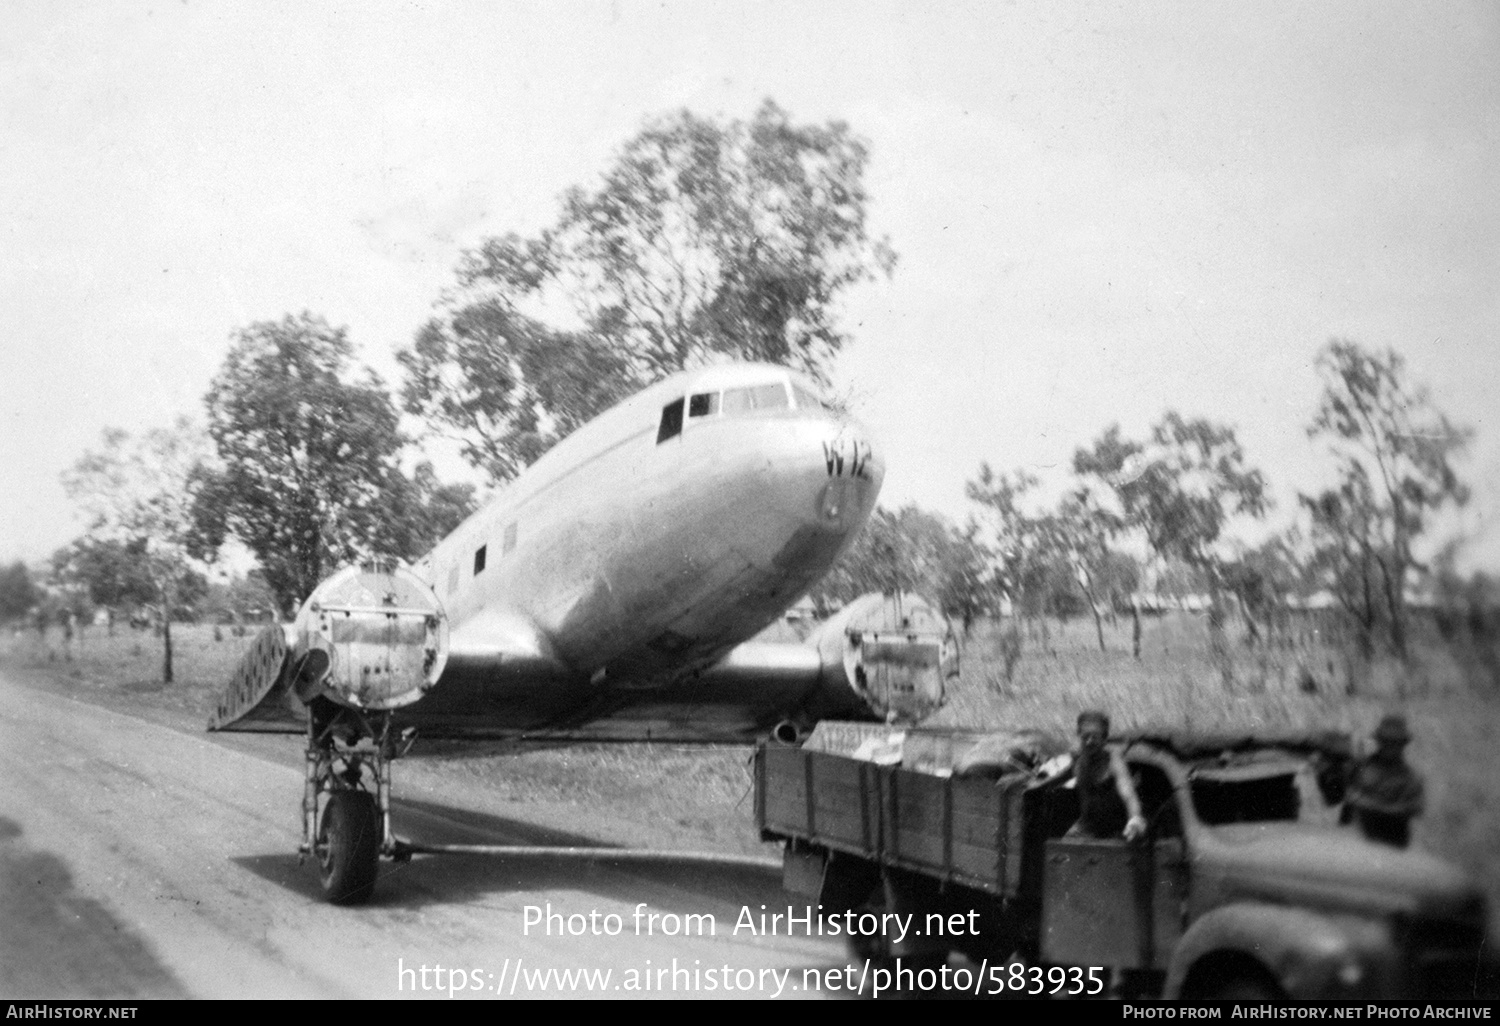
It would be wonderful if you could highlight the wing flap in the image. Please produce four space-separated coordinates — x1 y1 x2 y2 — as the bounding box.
208 623 308 732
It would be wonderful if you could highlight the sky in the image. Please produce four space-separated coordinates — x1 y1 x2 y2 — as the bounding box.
3 1 1498 576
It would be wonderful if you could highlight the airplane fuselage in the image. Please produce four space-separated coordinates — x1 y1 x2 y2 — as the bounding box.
400 362 885 738
207 363 946 904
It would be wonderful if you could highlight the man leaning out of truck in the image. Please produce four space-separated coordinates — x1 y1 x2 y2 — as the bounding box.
1061 709 1148 843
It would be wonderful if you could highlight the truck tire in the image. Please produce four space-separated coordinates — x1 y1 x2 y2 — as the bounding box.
844 884 894 965
1197 969 1282 1000
844 872 951 975
318 790 380 905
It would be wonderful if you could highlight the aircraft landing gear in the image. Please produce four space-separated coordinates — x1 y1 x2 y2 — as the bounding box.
300 700 415 904
316 790 379 903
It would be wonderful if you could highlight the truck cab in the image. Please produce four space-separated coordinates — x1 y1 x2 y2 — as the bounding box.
1036 733 1493 999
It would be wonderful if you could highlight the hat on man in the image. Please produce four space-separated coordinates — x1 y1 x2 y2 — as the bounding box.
1374 714 1411 745
1077 709 1110 733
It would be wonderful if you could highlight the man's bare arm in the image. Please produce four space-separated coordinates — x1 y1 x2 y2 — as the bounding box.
1110 748 1147 840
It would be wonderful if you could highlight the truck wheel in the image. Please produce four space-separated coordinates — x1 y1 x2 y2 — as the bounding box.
317 790 380 905
844 878 950 975
846 915 895 965
1200 972 1281 1000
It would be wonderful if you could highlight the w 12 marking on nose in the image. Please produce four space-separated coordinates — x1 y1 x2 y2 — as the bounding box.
823 438 873 480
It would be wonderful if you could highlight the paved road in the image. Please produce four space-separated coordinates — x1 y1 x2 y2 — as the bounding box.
0 668 849 999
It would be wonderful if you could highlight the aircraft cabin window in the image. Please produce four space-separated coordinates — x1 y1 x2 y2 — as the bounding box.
657 398 685 443
722 382 790 416
688 392 719 418
791 383 824 410
447 565 459 595
473 545 487 575
503 522 517 553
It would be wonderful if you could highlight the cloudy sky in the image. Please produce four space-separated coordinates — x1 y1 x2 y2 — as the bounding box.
4 1 1498 573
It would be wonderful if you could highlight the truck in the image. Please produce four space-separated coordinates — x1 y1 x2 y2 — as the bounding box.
755 721 1498 1000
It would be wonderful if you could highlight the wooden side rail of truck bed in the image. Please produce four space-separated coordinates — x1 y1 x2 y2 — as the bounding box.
755 742 1029 899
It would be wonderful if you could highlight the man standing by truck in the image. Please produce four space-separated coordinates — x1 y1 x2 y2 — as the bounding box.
1066 709 1148 842
1343 713 1424 848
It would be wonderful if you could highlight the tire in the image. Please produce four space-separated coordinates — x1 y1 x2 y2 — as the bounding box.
845 886 898 970
846 922 895 966
843 875 950 978
1200 972 1282 1000
317 790 380 905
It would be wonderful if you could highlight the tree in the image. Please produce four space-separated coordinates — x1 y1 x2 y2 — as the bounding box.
1075 415 1269 676
376 461 480 560
965 465 1059 620
809 504 989 628
193 313 417 615
1301 473 1387 655
1075 417 1269 578
51 537 157 621
810 506 906 608
198 570 279 631
1428 545 1500 689
60 418 209 682
1055 487 1130 651
965 465 1140 652
0 561 37 622
1222 535 1300 646
934 520 993 635
1304 339 1471 660
398 99 896 483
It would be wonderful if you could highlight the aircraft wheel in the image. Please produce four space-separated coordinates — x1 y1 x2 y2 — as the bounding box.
317 790 380 905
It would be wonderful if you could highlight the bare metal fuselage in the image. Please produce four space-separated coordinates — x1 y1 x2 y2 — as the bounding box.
203 363 945 904
395 363 885 740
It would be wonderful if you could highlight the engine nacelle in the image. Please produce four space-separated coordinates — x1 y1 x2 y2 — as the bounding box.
805 591 957 724
290 561 450 711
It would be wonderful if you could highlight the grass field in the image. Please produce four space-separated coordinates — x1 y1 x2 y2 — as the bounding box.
5 609 1498 920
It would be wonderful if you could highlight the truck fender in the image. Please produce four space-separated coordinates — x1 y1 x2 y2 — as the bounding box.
1165 902 1397 999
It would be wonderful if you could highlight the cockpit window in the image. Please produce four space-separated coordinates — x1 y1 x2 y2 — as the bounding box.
688 392 719 418
791 383 824 410
657 398 684 443
722 382 790 415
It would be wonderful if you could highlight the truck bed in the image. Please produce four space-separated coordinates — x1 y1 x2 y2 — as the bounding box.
755 740 1030 898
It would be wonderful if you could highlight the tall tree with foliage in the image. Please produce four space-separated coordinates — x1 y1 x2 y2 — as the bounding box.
810 504 989 629
934 520 993 636
1303 339 1471 660
60 418 209 682
1300 472 1392 656
1222 535 1301 647
51 537 158 619
193 313 418 615
398 99 896 482
965 465 1058 619
1055 487 1130 651
0 561 37 622
376 461 479 560
1075 415 1269 677
1074 417 1269 581
966 466 1138 649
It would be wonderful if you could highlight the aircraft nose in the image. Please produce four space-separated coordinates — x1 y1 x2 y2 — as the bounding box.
808 416 884 529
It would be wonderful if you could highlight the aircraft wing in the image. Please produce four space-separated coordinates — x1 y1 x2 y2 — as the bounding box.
207 608 577 735
210 624 848 744
393 638 835 742
210 595 952 741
